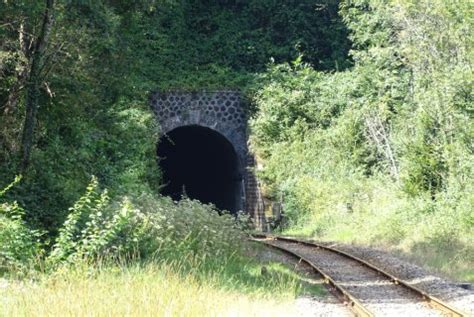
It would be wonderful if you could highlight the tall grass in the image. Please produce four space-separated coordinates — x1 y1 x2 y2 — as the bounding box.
0 261 307 317
1 249 326 316
0 178 325 315
281 173 473 281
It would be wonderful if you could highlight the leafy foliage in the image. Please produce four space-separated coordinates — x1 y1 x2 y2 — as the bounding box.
251 0 473 279
0 177 42 274
0 0 350 234
0 0 472 282
48 177 245 267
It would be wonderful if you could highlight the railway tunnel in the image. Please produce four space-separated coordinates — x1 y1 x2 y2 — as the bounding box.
150 91 266 228
157 125 243 214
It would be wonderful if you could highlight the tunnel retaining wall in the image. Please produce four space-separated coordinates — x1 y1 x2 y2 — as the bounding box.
150 91 266 230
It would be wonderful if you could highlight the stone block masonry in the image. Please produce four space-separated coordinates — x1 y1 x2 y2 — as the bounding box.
150 91 266 230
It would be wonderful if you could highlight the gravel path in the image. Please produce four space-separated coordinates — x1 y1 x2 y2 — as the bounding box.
264 239 448 317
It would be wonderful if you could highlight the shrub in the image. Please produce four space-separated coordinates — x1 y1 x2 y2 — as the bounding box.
0 177 42 274
48 177 245 267
250 0 473 280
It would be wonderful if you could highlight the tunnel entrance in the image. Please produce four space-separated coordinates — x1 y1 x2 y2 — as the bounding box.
157 125 242 214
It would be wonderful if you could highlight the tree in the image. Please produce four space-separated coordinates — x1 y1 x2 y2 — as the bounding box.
20 0 55 172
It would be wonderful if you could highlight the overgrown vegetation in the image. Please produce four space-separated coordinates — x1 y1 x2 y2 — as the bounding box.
0 177 324 314
251 0 473 281
1 175 244 270
0 0 472 313
0 176 43 274
0 0 349 233
2 1 346 312
1 260 322 316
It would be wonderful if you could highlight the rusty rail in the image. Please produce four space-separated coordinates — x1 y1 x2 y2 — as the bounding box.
252 234 468 317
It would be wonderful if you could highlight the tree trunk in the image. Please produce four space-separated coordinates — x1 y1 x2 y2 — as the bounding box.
20 0 54 172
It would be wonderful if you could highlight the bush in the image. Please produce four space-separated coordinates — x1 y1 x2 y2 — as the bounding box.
48 177 245 267
0 177 42 274
249 0 473 280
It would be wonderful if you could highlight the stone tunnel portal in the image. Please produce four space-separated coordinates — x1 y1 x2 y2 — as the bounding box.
157 125 242 214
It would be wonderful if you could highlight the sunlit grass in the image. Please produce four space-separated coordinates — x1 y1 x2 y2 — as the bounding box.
0 265 286 316
1 251 325 316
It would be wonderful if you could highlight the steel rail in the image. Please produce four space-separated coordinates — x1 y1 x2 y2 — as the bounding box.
253 234 468 317
255 238 374 317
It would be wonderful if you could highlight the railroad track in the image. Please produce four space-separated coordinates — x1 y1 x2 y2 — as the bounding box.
252 234 468 317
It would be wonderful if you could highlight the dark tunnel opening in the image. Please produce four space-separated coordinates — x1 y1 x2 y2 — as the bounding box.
157 125 242 214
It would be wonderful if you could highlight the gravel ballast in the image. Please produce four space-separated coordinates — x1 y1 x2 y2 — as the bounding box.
257 246 352 316
263 239 452 316
313 240 474 316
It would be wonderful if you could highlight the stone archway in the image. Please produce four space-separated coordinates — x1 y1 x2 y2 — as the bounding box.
150 91 265 229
